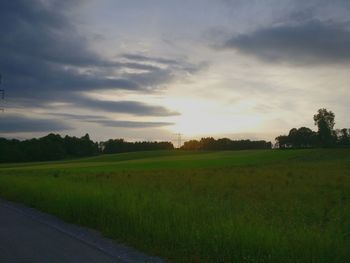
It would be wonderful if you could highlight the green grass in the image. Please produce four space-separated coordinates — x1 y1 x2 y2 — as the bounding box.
0 149 349 262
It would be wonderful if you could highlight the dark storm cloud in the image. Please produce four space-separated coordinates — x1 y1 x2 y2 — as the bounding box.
223 20 350 65
0 0 159 71
0 0 192 118
4 59 140 100
0 115 71 133
0 0 138 98
1 0 103 67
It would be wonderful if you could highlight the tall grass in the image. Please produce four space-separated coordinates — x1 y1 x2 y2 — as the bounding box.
0 149 349 262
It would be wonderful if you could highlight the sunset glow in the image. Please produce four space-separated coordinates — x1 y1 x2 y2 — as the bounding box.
1 0 349 144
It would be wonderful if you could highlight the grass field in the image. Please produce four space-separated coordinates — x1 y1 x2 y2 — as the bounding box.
0 149 349 262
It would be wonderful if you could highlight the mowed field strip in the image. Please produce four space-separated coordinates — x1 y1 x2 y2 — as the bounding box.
0 149 349 262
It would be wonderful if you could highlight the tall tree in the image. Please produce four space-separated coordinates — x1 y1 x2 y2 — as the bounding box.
313 108 335 147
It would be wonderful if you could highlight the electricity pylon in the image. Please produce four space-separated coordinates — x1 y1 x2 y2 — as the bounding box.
174 133 182 148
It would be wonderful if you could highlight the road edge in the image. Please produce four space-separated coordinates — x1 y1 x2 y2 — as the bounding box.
0 199 164 263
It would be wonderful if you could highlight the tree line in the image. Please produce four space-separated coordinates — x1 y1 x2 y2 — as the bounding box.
0 134 174 163
0 133 99 163
276 108 350 148
181 137 272 150
0 133 272 163
1 108 347 163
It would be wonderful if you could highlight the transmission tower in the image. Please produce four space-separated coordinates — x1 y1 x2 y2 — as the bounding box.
174 133 182 148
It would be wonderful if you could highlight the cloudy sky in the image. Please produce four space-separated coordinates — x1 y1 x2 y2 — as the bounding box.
1 0 350 143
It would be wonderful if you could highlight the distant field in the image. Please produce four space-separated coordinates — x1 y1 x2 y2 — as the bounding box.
0 149 349 262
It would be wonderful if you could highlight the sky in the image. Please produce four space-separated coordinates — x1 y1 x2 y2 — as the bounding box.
1 0 350 144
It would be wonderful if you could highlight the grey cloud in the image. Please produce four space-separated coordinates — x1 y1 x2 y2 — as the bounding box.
73 97 180 117
47 113 173 128
17 96 179 117
123 69 174 90
1 0 102 68
88 120 174 128
121 53 203 76
0 114 72 133
221 0 350 17
223 20 350 64
115 62 161 71
0 0 139 99
48 113 106 120
122 53 179 65
1 0 191 118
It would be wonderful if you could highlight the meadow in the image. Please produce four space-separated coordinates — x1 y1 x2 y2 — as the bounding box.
0 149 349 262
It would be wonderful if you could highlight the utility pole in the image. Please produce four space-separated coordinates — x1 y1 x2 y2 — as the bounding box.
0 74 4 112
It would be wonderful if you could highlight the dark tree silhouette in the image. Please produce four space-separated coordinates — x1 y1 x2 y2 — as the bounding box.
0 133 99 163
288 128 299 147
276 127 317 148
0 134 174 162
313 108 335 147
276 108 350 149
181 137 271 151
337 128 350 146
296 127 317 147
181 140 201 150
275 135 290 148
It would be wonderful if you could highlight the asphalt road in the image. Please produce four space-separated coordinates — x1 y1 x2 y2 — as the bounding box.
0 200 163 263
